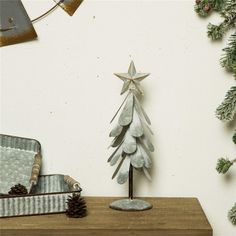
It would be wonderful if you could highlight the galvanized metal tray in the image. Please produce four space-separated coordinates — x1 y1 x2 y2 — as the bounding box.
0 134 42 194
0 174 81 217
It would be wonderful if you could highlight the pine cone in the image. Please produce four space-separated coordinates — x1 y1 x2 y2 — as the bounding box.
8 184 28 195
203 4 211 13
66 193 87 218
195 0 201 5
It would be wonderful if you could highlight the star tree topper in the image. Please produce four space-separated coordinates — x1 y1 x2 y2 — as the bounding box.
114 61 150 95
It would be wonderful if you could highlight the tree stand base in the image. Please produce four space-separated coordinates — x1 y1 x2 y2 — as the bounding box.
109 199 152 211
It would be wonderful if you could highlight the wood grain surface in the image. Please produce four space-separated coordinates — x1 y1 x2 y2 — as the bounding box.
0 197 212 236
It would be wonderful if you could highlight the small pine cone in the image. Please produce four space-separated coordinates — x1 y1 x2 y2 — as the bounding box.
203 4 211 12
216 158 233 174
228 203 236 225
66 193 87 218
194 1 211 17
195 0 201 5
8 184 28 195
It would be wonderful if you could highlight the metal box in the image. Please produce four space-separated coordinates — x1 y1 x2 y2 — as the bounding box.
0 134 81 217
0 134 42 194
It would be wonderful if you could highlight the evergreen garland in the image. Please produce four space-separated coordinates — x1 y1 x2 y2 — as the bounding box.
195 0 236 225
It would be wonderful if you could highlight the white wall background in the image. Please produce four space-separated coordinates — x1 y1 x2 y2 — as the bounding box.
0 0 236 235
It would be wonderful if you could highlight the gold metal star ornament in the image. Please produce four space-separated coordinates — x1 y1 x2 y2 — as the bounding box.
114 61 150 95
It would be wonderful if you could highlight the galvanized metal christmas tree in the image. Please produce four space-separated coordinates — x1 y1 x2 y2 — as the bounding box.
108 61 154 211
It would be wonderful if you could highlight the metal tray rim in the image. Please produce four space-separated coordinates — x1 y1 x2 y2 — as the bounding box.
0 174 80 199
0 133 42 152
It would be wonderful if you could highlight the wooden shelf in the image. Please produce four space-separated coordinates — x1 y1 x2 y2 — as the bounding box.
0 197 212 236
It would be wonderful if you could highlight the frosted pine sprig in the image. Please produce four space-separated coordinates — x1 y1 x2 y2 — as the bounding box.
221 33 236 71
233 131 236 144
194 0 225 17
216 158 234 174
216 86 236 121
228 203 236 225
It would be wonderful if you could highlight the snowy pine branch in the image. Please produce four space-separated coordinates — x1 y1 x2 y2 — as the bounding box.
233 130 236 144
207 23 226 40
216 86 236 121
195 0 226 17
228 203 236 225
216 158 235 173
234 65 236 79
221 1 236 23
207 1 236 40
221 33 236 70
